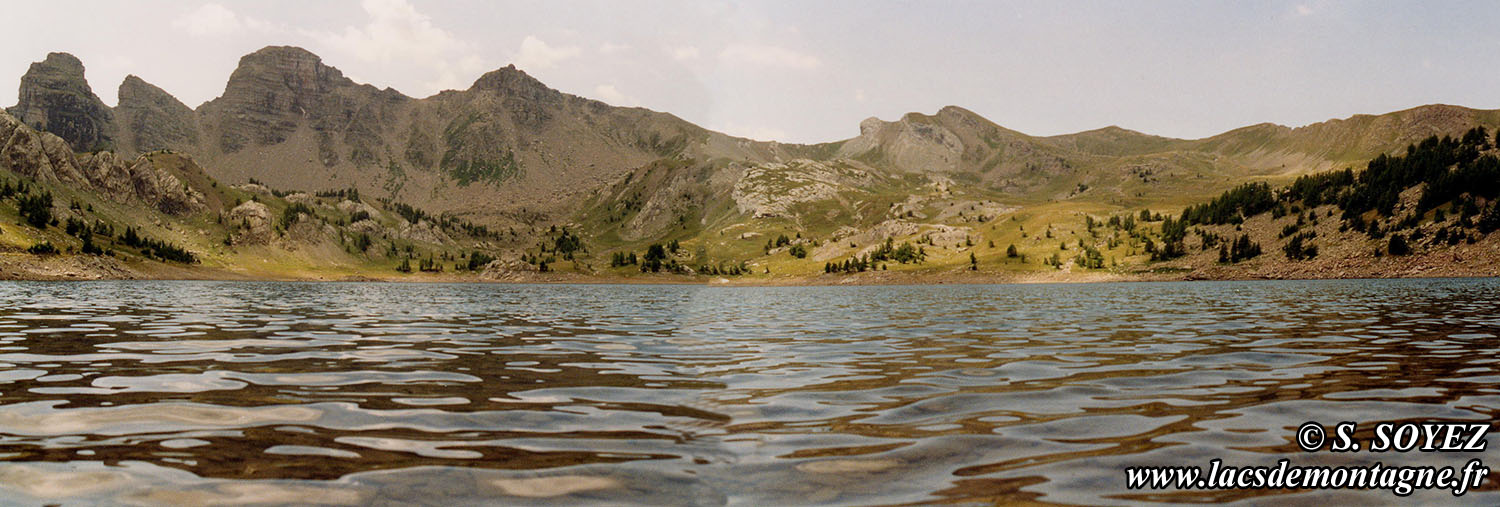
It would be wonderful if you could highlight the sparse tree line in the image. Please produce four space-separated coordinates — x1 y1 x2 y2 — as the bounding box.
377 198 503 240
1175 127 1500 261
825 237 927 273
496 225 587 273
764 233 813 258
394 249 496 273
1 176 196 262
825 254 887 273
638 241 681 273
610 238 750 276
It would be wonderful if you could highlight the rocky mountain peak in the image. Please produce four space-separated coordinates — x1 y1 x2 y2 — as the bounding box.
30 52 85 77
224 46 352 102
117 75 197 153
7 52 115 152
934 105 989 127
210 46 361 153
119 74 173 101
469 64 563 103
839 110 967 173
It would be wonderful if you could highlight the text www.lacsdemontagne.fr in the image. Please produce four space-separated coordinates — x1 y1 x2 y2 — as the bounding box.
1125 458 1489 496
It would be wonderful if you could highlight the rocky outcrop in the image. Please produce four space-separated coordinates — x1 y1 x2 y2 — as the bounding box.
227 200 273 245
478 255 542 277
1 109 203 214
731 159 879 218
6 53 115 152
75 150 134 199
116 75 197 153
133 155 203 215
336 199 380 219
346 218 384 237
284 217 335 246
76 151 206 215
399 219 453 244
0 109 86 183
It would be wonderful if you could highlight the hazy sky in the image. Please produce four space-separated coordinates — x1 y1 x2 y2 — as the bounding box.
4 1 1498 143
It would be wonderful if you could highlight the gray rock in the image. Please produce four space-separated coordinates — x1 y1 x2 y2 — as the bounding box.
227 201 273 245
116 75 197 154
0 108 86 183
6 53 115 152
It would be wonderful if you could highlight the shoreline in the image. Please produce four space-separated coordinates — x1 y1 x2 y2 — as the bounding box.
4 253 1496 286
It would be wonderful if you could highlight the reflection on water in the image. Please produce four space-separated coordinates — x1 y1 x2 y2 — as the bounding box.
0 279 1496 505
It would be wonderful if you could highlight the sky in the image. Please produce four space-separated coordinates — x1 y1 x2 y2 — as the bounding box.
3 0 1499 144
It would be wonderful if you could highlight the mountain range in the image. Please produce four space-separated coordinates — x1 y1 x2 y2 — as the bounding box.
3 45 1499 281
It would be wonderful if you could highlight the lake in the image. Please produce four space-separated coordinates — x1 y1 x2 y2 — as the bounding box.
0 279 1495 505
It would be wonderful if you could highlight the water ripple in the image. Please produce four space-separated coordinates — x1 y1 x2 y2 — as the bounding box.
0 279 1495 504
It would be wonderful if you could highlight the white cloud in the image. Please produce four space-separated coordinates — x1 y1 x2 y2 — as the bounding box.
599 42 632 55
312 0 465 63
307 0 488 96
671 46 701 61
854 88 866 102
718 43 820 70
514 35 581 70
173 3 249 37
1295 4 1314 16
424 54 489 93
593 83 639 106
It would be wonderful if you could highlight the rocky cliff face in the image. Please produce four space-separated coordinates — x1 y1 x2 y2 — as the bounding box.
116 75 198 154
6 53 115 152
199 45 401 162
1 109 203 215
0 107 86 183
77 151 206 215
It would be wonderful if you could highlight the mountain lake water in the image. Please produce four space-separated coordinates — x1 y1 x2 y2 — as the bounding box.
0 279 1495 505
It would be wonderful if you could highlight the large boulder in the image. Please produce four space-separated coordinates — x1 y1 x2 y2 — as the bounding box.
227 200 273 245
336 199 380 219
399 219 452 244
